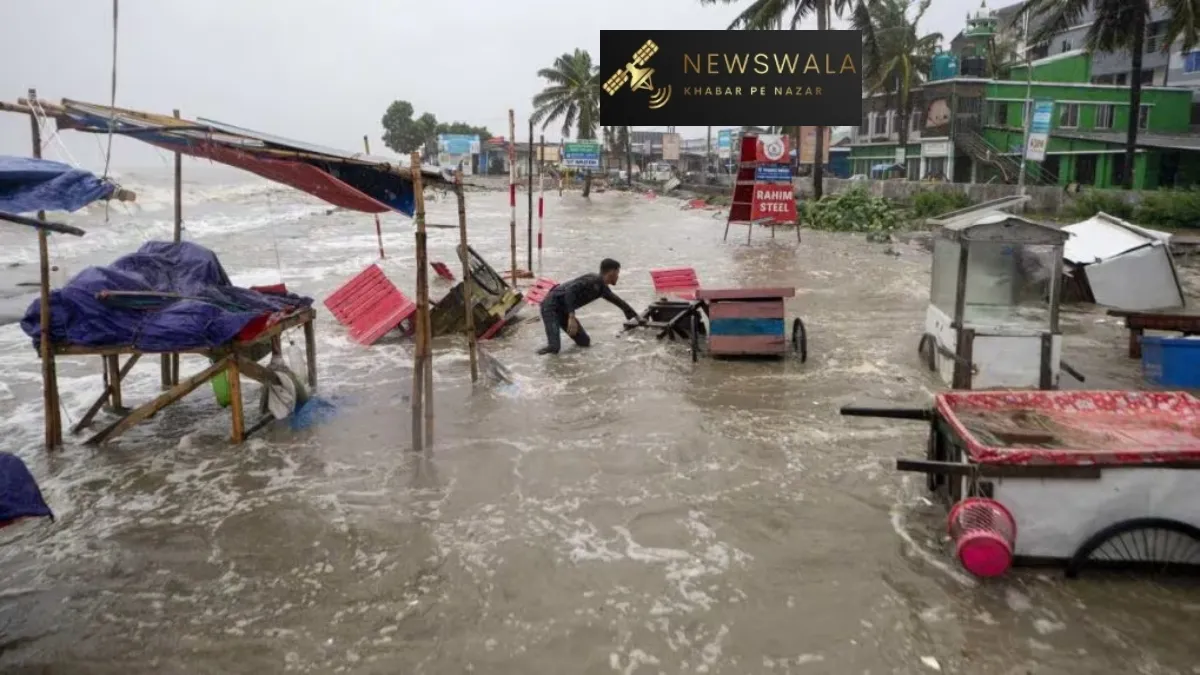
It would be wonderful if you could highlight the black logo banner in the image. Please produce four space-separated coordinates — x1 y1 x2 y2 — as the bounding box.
600 30 862 126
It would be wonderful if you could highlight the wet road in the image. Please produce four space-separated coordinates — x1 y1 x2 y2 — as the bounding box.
0 170 1197 674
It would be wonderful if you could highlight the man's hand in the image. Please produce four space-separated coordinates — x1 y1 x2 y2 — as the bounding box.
566 314 580 337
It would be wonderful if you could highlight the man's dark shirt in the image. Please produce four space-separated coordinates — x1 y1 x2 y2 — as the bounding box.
546 273 638 319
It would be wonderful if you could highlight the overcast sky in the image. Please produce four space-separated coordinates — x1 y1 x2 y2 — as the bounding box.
0 0 975 170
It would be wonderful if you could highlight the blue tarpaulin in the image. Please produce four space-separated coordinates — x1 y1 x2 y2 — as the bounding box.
21 241 313 351
0 155 115 214
0 453 53 527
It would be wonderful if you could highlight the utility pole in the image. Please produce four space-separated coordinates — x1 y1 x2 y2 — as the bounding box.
1017 8 1034 202
706 126 712 173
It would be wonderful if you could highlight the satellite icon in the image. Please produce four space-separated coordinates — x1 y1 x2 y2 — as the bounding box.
604 39 672 110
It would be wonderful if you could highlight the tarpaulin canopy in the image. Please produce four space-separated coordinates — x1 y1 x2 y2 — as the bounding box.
21 241 314 351
0 452 53 527
54 99 450 216
0 155 115 214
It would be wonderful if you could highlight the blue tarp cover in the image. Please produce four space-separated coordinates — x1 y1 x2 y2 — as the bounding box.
0 155 115 214
0 453 53 526
22 241 313 351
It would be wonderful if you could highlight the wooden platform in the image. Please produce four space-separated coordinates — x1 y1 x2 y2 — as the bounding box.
1107 307 1200 358
66 308 317 446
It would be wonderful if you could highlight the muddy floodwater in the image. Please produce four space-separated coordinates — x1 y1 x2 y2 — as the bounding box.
0 167 1197 674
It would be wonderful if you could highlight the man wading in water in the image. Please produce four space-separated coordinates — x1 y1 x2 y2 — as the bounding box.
537 258 640 355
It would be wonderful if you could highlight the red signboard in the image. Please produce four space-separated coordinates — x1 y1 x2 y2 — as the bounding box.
750 183 797 223
755 134 791 163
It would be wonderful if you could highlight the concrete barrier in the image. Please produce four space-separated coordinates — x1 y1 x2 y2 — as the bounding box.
678 177 1148 216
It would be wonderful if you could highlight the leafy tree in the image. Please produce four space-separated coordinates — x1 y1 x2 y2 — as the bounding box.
381 99 493 157
436 121 493 141
1014 0 1200 189
381 100 425 154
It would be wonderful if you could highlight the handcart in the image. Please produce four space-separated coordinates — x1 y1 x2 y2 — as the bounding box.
918 208 1084 389
625 268 807 363
841 390 1200 578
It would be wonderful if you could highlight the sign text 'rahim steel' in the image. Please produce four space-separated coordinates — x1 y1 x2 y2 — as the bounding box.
600 30 862 127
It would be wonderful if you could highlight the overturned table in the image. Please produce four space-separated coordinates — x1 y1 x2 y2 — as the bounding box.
1107 307 1200 359
64 307 317 446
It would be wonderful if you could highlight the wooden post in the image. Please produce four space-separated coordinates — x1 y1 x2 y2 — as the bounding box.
363 135 386 259
163 108 183 390
105 355 123 410
409 151 434 450
538 133 545 269
527 118 534 273
29 89 62 450
227 358 245 443
303 318 317 390
507 110 517 285
455 168 479 383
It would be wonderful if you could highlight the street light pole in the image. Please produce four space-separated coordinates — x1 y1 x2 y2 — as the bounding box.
1017 9 1033 201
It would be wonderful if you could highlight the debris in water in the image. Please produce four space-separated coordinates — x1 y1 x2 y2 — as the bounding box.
920 656 941 671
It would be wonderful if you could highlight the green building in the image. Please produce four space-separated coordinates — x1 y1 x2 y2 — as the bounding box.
849 48 1200 189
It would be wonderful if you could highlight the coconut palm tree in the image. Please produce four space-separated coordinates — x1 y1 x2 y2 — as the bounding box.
532 48 602 195
699 0 856 199
853 0 942 178
1013 0 1200 190
532 49 601 140
987 32 1021 77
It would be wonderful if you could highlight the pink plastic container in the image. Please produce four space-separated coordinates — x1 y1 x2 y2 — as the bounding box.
947 497 1017 578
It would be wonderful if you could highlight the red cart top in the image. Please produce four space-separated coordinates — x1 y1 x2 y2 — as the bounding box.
936 390 1200 466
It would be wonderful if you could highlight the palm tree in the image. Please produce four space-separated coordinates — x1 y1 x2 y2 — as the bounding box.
853 0 942 178
532 48 601 195
987 32 1021 78
602 126 630 172
699 0 856 199
1014 0 1200 190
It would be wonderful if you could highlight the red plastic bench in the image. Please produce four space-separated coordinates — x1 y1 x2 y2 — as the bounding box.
524 277 559 306
324 264 417 345
650 267 701 300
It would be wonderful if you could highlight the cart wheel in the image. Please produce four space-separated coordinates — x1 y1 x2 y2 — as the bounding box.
1065 518 1200 579
792 317 807 363
690 310 700 363
917 333 938 372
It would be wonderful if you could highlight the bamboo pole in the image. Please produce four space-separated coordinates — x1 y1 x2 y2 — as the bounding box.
507 109 517 286
409 151 433 450
29 89 62 450
164 108 183 389
455 168 479 383
363 135 386 259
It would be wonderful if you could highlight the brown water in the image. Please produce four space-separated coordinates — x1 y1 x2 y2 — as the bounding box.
1 174 1198 674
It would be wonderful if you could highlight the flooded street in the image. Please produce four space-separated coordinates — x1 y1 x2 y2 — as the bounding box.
0 168 1197 674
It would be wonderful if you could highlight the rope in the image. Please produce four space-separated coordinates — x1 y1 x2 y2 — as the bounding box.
30 98 82 168
101 0 118 181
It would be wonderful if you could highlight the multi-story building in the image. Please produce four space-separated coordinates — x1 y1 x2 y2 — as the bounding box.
848 49 1200 189
995 0 1200 117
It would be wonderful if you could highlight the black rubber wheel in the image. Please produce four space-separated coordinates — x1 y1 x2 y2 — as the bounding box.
917 333 938 372
690 311 701 363
792 317 807 363
1065 517 1200 579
